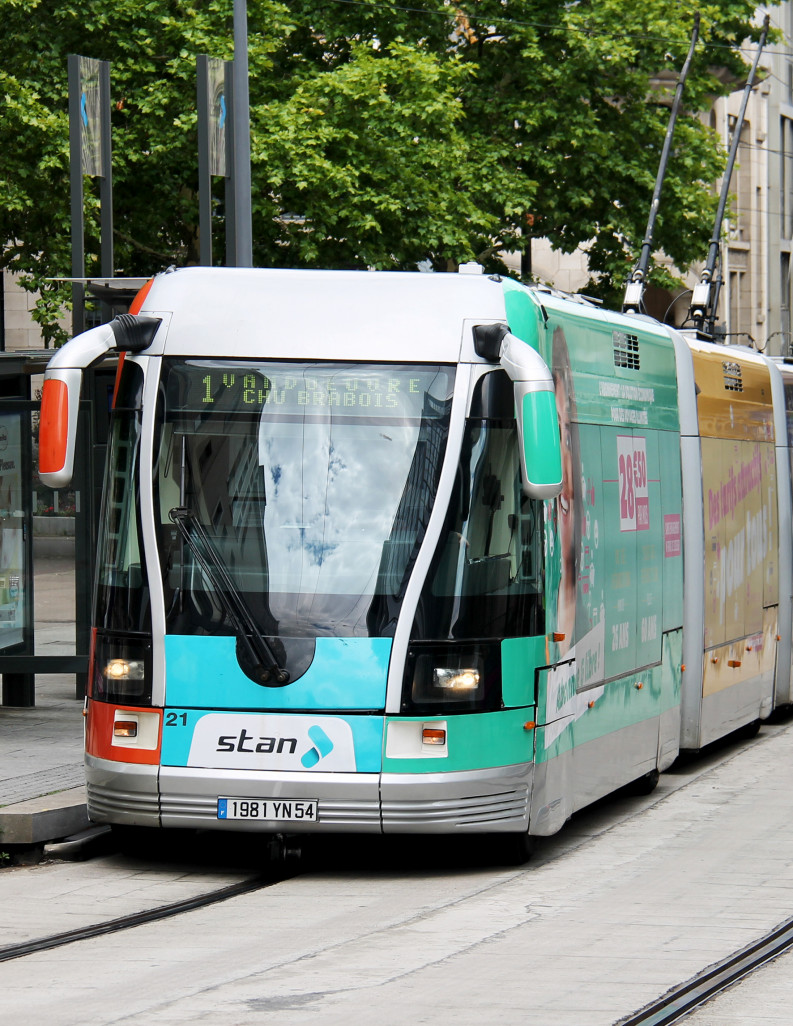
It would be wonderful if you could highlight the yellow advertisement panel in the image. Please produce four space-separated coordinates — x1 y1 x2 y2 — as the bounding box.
702 437 777 649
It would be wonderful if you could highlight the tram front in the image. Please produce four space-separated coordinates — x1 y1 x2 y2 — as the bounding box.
152 359 457 831
44 269 561 846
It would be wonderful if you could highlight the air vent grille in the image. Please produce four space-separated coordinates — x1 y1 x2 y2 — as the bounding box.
722 361 743 392
613 330 640 369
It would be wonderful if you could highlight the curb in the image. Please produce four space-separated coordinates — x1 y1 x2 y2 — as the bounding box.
0 786 89 846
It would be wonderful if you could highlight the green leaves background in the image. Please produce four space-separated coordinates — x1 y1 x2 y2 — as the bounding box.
0 0 776 340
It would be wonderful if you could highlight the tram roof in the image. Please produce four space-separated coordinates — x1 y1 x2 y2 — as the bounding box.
135 267 671 362
139 267 512 363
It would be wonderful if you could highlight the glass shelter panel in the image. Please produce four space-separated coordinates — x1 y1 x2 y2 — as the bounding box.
0 409 27 651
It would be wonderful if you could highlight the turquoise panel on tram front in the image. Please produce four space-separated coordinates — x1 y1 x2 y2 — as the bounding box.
164 634 392 710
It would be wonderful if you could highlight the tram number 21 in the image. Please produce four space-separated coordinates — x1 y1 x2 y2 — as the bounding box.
617 435 649 533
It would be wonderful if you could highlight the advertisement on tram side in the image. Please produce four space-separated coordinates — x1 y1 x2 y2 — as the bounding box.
702 438 778 650
533 307 682 759
688 343 779 702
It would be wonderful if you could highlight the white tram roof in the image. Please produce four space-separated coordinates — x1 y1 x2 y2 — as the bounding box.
139 267 511 364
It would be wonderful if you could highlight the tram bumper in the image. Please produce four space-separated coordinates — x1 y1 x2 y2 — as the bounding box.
380 763 532 833
86 754 161 827
155 766 381 832
86 757 533 834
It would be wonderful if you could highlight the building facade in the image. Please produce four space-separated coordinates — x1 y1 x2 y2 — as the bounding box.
0 270 57 351
764 0 793 355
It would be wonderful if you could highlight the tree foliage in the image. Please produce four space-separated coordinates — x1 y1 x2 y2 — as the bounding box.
0 0 778 340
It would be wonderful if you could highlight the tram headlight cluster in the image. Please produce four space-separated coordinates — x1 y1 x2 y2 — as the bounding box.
91 632 153 704
404 643 499 712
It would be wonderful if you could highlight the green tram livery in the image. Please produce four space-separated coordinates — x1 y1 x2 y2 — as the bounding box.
38 268 791 856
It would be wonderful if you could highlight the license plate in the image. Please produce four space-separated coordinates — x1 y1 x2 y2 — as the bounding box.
217 797 318 822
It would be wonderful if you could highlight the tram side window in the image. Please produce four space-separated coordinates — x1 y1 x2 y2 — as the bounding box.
413 416 544 642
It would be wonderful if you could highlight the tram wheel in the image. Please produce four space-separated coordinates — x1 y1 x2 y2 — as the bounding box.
626 769 660 797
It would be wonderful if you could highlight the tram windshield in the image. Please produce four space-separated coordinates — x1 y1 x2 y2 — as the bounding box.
153 360 454 644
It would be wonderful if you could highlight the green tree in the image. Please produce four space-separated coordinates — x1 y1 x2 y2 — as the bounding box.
0 0 286 342
270 0 776 297
0 0 777 341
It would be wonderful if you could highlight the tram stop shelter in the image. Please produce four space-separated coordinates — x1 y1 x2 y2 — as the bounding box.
0 349 116 707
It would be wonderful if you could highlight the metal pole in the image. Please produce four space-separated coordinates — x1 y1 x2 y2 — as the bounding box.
99 60 113 321
233 0 253 266
67 55 85 337
703 17 770 285
225 62 237 267
197 55 213 266
0 269 5 351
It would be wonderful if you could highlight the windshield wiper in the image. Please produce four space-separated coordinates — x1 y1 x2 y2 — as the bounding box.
168 507 289 685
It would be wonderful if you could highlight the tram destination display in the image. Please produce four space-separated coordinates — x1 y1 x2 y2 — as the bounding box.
167 360 453 419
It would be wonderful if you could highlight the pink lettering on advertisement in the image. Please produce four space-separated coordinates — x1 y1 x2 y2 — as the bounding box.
636 497 650 531
707 446 763 532
663 514 681 557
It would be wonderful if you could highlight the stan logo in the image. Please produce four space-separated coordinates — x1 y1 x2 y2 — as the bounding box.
301 725 334 768
188 713 356 772
216 723 335 768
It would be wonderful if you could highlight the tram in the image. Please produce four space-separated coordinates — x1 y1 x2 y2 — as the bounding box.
38 266 793 854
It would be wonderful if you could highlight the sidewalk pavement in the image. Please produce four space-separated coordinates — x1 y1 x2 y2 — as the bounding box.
0 557 88 849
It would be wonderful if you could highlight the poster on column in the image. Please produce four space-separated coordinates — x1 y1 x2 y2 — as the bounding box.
0 413 25 650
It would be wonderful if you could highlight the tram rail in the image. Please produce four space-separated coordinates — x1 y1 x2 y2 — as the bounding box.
621 914 793 1025
0 873 277 964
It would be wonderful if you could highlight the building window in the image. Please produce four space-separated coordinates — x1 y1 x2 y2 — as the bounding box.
782 116 793 240
782 253 791 355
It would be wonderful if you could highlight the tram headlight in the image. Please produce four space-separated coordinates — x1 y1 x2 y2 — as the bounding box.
92 633 153 704
104 658 145 681
404 644 499 712
433 667 481 691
